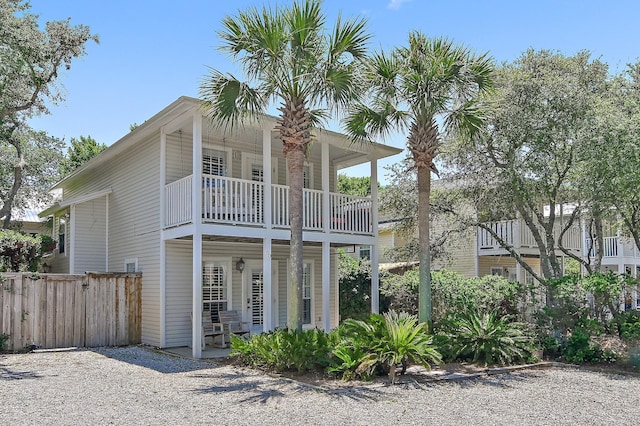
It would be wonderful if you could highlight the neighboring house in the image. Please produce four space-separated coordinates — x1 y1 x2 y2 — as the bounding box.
39 96 401 357
377 211 640 308
10 209 47 237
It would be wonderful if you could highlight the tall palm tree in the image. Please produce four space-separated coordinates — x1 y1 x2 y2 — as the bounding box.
346 32 494 326
200 0 370 330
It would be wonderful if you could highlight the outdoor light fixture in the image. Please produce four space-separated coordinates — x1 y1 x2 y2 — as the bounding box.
236 258 245 272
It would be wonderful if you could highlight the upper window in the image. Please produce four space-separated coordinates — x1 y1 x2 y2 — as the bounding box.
359 246 371 260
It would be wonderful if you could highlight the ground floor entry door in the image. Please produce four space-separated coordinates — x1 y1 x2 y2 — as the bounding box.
243 260 278 333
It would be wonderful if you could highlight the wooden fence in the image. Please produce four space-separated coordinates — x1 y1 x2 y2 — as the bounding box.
0 272 142 351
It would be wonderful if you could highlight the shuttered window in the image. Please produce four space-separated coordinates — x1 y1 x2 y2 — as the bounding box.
203 148 226 176
202 262 228 323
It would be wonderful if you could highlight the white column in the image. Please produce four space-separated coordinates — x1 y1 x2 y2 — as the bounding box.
322 142 330 233
263 238 273 331
191 113 203 358
516 261 522 284
263 129 272 229
321 142 331 329
105 194 109 272
322 241 331 331
159 127 166 347
192 233 203 358
69 204 76 274
370 157 379 314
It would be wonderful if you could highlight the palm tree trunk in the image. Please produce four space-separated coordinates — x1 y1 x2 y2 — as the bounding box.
417 163 432 327
286 148 305 331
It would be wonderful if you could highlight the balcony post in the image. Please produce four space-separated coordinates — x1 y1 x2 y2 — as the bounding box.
192 113 202 226
322 142 331 330
370 157 379 314
263 129 272 229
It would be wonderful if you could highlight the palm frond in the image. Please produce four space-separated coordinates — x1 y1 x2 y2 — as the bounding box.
199 69 267 129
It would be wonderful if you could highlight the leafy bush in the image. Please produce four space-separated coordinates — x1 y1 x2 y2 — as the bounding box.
380 268 418 315
230 328 334 373
0 230 41 272
338 250 381 321
439 307 534 366
0 333 9 351
562 330 616 363
334 311 441 382
613 310 640 341
432 270 526 322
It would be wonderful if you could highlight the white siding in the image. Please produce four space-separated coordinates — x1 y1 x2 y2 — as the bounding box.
73 197 107 273
164 240 335 348
61 132 162 346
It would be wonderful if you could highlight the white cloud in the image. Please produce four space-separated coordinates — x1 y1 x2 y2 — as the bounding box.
387 0 412 10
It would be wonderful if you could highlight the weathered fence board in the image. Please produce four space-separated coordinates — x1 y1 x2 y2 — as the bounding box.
0 273 141 351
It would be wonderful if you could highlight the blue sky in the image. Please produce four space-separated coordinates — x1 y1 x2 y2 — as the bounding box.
27 0 640 183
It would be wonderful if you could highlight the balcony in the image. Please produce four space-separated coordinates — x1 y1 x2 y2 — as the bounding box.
586 236 640 259
477 219 582 254
164 174 372 235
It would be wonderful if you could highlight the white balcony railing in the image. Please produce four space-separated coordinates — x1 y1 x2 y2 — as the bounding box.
164 174 372 235
478 219 581 252
586 236 640 259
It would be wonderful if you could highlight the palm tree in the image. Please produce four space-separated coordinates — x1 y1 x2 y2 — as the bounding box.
346 32 494 326
200 0 370 330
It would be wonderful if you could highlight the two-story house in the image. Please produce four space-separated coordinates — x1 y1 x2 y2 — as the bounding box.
39 96 401 357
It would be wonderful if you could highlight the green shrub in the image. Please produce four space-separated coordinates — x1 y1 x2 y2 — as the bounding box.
335 311 441 382
0 333 9 351
562 330 615 363
380 269 419 315
440 307 534 366
338 250 383 320
0 230 41 272
613 311 640 341
230 328 334 373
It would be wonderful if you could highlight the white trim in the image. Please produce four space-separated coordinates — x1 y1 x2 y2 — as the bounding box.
322 241 330 331
124 257 138 272
159 127 167 347
202 257 233 314
370 157 379 314
105 194 109 272
69 205 76 273
60 188 113 208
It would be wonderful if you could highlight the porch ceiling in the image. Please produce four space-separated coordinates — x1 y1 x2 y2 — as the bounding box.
175 235 354 248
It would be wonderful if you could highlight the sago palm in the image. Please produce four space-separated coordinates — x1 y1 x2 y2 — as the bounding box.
200 0 370 330
345 32 494 325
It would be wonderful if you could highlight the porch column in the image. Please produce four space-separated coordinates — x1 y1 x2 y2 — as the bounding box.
263 129 272 229
262 128 274 332
159 127 166 347
263 237 273 331
69 204 76 274
322 142 331 330
322 241 331 331
192 232 203 358
191 112 204 358
516 261 522 284
370 157 379 314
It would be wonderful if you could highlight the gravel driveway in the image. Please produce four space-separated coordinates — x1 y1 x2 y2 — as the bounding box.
1 346 638 425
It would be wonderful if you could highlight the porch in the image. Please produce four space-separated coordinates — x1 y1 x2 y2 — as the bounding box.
164 174 372 235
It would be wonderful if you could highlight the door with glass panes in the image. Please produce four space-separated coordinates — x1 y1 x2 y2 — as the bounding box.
242 154 277 220
242 260 278 333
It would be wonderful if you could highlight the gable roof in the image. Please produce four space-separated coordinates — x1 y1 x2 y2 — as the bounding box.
52 96 402 190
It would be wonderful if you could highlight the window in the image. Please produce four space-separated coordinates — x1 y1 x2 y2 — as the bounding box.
57 216 67 255
359 246 371 260
202 148 227 176
490 267 503 276
303 262 312 325
203 261 228 323
124 258 138 273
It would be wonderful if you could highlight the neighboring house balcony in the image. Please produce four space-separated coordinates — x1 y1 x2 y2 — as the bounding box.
586 236 640 263
164 174 371 235
477 219 582 256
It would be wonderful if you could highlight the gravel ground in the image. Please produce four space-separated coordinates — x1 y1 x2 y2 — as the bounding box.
1 346 639 425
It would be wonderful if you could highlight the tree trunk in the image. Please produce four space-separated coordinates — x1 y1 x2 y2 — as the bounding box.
1 140 26 229
417 163 432 327
286 148 305 331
